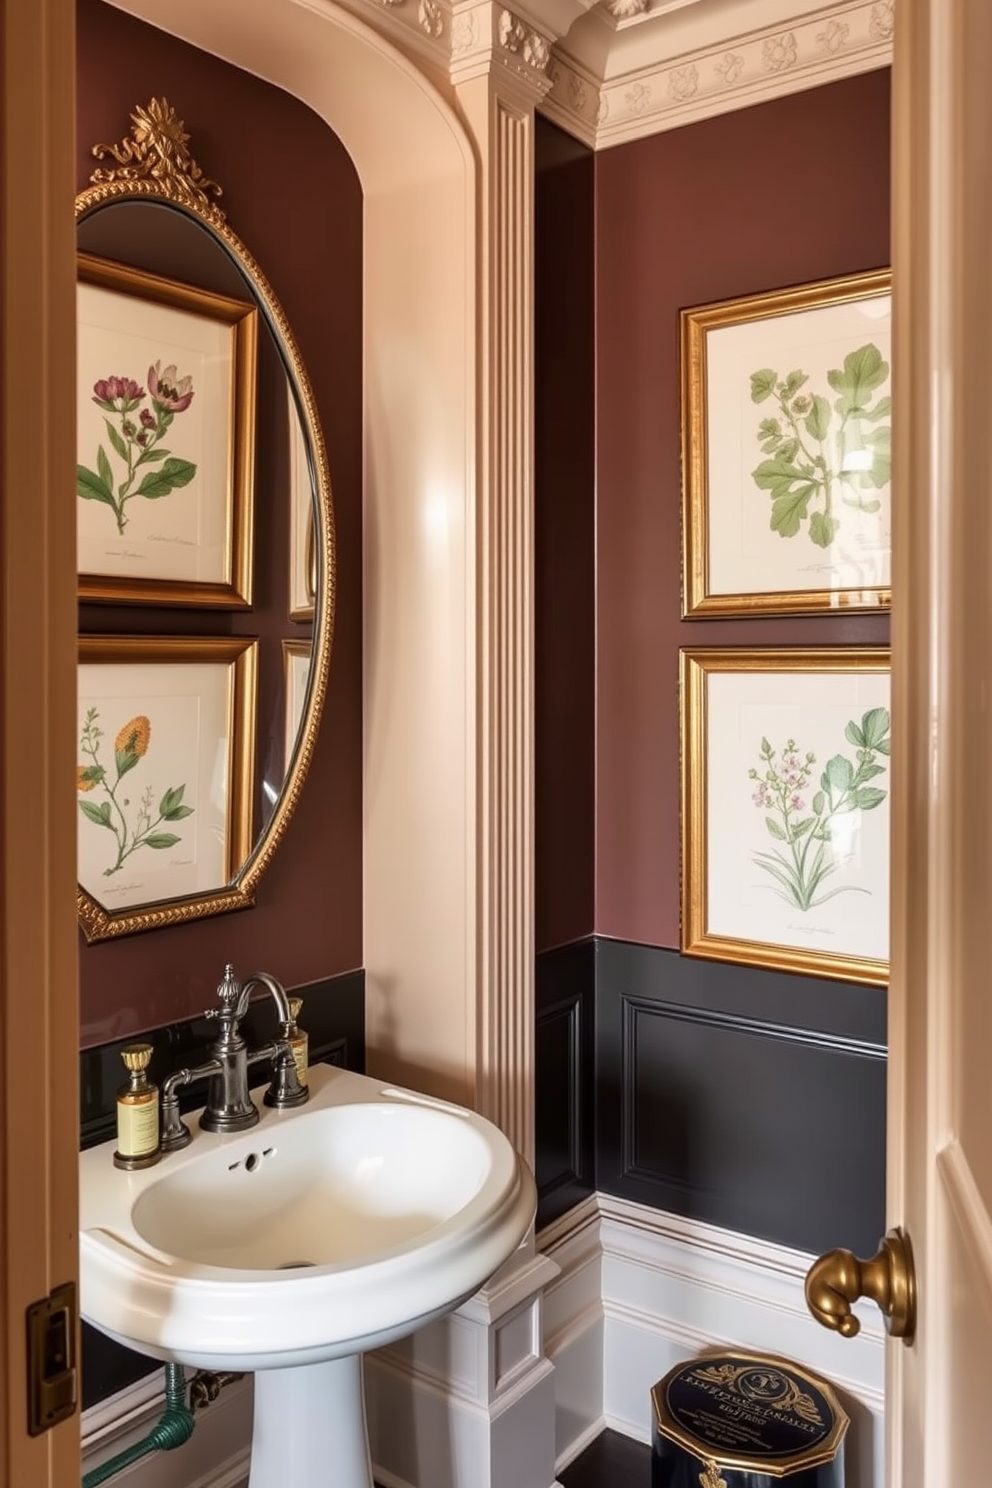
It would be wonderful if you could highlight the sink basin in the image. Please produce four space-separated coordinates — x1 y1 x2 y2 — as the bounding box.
79 1064 536 1372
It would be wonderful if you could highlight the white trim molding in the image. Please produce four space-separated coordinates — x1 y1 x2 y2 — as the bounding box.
543 0 894 148
366 1249 563 1488
539 1194 886 1486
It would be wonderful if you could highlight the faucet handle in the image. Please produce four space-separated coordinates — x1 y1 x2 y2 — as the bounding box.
263 1044 309 1111
205 963 251 1022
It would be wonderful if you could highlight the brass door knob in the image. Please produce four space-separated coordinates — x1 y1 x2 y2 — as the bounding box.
804 1226 916 1342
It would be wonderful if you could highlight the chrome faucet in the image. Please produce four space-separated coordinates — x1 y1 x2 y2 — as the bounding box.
160 965 309 1151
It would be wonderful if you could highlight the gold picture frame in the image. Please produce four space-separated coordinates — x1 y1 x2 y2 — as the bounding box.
287 383 317 621
77 251 257 607
681 647 890 986
77 635 258 942
681 269 891 617
282 639 312 768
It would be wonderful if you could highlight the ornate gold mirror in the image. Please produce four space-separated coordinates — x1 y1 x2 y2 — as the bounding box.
75 100 335 941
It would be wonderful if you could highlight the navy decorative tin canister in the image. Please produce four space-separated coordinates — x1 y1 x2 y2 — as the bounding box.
651 1350 849 1488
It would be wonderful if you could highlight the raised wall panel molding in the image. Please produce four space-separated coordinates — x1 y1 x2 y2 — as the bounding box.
539 1194 885 1487
542 0 893 148
599 967 886 1257
367 1251 562 1488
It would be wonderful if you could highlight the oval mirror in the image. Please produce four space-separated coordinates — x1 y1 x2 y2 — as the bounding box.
75 99 334 941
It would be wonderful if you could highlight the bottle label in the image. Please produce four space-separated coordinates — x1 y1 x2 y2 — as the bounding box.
117 1096 159 1157
292 1036 309 1088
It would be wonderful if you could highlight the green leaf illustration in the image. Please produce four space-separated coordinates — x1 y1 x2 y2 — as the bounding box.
860 395 891 423
789 817 815 842
144 833 182 849
845 720 866 747
782 370 808 398
853 786 887 810
750 369 778 403
159 784 184 815
804 395 832 442
115 749 141 779
808 510 839 548
861 707 891 748
79 800 113 827
859 427 891 489
771 485 818 537
765 816 787 840
136 447 172 466
97 443 114 495
104 419 130 463
812 791 826 816
827 343 889 416
136 457 197 499
824 754 854 791
77 463 115 507
163 805 195 821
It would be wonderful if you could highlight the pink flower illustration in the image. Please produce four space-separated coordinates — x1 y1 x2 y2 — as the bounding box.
148 360 195 413
92 375 145 410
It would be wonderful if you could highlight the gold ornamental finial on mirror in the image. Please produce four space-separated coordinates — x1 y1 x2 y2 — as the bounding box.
90 97 225 221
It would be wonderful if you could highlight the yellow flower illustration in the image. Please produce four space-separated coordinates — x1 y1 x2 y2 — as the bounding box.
115 715 151 758
78 706 194 877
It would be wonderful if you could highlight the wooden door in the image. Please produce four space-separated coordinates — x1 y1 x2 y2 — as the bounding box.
0 0 80 1483
889 0 992 1478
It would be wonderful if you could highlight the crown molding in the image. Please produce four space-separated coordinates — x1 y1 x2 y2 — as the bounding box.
542 0 893 148
294 0 891 143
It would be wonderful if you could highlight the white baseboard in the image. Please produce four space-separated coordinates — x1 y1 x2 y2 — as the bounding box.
82 1196 886 1488
539 1194 885 1488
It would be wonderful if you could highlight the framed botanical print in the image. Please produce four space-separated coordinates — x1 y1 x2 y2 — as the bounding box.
77 252 257 607
681 269 891 617
681 647 890 986
77 635 257 939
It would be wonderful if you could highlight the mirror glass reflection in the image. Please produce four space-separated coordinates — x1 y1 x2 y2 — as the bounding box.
76 160 333 941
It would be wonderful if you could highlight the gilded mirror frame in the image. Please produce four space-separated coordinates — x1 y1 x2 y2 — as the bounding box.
75 99 336 942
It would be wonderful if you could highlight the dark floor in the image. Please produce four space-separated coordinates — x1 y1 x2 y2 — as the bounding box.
559 1428 651 1488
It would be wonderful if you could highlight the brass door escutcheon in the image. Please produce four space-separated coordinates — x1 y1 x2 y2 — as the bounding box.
804 1226 916 1342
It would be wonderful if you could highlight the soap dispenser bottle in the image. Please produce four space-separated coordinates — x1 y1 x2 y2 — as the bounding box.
113 1043 161 1170
282 996 309 1088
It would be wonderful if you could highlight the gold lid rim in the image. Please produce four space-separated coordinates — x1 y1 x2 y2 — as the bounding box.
650 1348 849 1478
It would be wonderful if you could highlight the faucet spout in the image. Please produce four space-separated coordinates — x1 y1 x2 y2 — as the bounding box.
240 971 292 1028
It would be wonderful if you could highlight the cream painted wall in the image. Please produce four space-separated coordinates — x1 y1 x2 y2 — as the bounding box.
105 0 480 1105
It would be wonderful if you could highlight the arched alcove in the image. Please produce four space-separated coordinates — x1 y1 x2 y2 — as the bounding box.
109 0 481 1103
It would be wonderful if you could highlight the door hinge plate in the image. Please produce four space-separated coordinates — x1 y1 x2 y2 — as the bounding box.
26 1280 78 1436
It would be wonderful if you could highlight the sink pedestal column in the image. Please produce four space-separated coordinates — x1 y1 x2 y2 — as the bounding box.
249 1357 374 1488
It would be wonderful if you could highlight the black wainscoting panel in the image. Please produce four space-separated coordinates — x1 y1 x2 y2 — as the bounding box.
595 941 887 1258
80 969 365 1410
536 940 596 1226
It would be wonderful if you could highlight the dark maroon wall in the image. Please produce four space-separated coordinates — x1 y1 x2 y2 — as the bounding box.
77 0 363 1045
594 70 891 948
535 122 596 952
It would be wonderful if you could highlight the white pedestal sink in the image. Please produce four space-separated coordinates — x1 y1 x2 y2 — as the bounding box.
79 1065 536 1488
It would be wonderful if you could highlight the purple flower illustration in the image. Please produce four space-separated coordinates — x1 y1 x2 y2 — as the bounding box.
747 709 890 911
77 362 198 534
148 360 195 413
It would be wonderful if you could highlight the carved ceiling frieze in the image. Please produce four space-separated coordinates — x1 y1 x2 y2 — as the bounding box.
301 0 893 146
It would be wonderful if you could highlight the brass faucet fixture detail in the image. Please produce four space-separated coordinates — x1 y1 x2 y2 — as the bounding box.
160 965 309 1151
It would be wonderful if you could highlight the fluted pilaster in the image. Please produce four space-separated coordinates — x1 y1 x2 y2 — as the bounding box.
455 39 546 1167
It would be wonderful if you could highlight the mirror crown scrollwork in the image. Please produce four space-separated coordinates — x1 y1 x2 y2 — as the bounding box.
90 97 225 220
